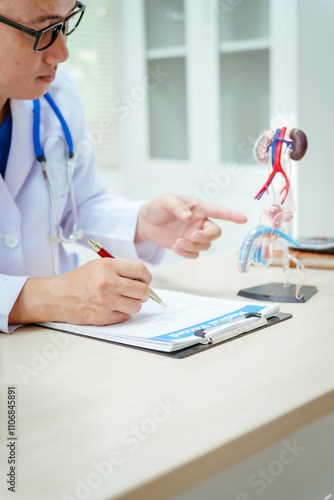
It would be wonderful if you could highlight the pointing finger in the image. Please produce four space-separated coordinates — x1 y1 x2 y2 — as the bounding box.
200 201 247 224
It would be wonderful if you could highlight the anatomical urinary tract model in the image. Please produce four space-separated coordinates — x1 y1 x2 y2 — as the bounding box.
237 127 316 302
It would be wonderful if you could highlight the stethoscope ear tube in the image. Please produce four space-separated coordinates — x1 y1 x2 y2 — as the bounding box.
33 99 45 162
44 92 74 157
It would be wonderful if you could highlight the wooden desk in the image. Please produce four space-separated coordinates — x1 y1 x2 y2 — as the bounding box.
0 251 333 500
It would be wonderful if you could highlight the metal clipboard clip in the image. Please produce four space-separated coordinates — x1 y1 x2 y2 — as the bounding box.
194 312 268 345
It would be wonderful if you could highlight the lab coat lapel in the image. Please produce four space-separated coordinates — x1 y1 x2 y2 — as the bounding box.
5 99 38 200
0 175 16 209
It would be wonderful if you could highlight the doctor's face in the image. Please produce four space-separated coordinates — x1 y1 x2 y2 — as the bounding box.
0 0 74 105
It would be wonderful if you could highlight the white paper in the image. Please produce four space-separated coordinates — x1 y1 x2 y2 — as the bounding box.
39 290 279 352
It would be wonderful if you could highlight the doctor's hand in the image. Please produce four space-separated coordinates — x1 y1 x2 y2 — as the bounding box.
9 259 152 327
135 194 248 259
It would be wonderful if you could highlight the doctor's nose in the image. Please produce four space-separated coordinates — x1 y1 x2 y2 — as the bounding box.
42 32 69 65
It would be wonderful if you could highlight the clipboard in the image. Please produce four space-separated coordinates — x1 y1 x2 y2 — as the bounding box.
37 289 293 357
40 311 292 359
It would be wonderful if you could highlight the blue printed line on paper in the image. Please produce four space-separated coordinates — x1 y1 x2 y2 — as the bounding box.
152 305 263 341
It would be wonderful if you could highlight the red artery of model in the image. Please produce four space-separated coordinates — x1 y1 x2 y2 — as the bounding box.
254 127 290 204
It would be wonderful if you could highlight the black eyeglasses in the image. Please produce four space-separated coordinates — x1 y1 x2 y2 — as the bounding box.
0 1 86 52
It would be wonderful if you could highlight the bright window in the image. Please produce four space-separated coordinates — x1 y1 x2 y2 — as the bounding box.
66 0 119 170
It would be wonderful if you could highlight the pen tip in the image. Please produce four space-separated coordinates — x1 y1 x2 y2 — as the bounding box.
149 289 166 307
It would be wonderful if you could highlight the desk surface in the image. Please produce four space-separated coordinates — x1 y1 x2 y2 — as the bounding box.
1 251 334 500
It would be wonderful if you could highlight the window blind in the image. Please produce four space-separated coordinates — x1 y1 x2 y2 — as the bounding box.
65 0 119 170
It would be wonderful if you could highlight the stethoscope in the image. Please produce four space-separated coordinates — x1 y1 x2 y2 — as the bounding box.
33 92 83 243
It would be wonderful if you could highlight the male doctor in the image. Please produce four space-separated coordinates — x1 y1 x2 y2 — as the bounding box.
0 0 247 333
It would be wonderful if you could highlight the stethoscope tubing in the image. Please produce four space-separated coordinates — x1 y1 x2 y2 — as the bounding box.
33 93 83 243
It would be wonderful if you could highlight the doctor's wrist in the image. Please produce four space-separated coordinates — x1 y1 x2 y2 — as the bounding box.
8 277 60 325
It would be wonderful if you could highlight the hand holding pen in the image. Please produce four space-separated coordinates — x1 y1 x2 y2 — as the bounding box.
88 239 166 307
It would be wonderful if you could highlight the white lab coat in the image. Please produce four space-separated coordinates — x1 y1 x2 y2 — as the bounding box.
0 66 163 333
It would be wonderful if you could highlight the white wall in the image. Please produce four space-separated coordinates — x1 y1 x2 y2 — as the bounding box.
297 0 334 237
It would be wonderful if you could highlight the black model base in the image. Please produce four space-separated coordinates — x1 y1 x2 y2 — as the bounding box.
238 282 318 303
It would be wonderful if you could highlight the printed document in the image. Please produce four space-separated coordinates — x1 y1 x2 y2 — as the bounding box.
40 290 279 352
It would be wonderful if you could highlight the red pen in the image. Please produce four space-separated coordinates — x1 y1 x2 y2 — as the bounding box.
87 239 166 307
